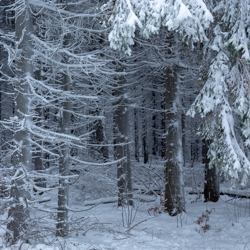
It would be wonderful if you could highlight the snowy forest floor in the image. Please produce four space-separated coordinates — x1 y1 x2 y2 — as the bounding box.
1 189 250 250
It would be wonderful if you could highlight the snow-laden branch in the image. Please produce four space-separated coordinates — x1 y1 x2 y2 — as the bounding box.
106 0 213 55
30 0 101 19
31 140 60 158
28 124 81 142
32 50 102 73
26 74 98 101
70 156 127 166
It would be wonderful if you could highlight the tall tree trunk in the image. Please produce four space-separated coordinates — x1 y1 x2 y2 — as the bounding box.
33 69 46 191
164 65 185 216
161 99 166 159
134 108 139 162
33 106 46 190
7 3 33 244
142 106 148 164
114 78 133 207
56 73 71 237
152 91 157 156
96 115 109 160
56 0 72 236
203 140 220 202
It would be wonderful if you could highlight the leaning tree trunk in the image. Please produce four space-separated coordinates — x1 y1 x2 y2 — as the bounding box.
114 77 133 207
7 3 33 244
164 64 185 216
203 140 220 202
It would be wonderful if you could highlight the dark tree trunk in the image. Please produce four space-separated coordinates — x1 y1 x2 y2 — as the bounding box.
161 100 166 159
89 109 109 161
134 108 139 162
203 140 220 202
56 73 71 237
164 62 185 216
33 69 46 191
114 77 133 207
152 91 158 156
142 115 148 164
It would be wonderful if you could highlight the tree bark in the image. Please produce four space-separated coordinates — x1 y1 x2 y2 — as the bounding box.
56 73 71 237
89 108 109 161
142 107 148 164
164 64 185 216
203 140 220 202
114 78 133 207
134 108 139 162
33 69 46 192
7 2 33 244
152 91 157 156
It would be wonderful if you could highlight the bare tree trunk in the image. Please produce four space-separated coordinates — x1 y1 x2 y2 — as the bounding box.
114 78 133 207
142 108 148 164
33 106 46 191
96 116 109 160
152 91 157 156
7 2 33 244
164 65 185 216
134 108 139 162
33 69 46 191
203 140 220 202
56 73 71 237
161 100 166 159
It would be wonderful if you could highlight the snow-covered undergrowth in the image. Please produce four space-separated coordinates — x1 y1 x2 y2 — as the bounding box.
1 191 250 250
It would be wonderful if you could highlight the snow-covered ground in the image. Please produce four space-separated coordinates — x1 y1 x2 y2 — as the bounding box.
2 191 250 250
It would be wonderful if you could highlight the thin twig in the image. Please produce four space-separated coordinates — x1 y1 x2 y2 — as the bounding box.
126 216 157 233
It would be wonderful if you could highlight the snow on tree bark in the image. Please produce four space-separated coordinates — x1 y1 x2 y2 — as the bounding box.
164 62 185 216
203 140 220 202
56 73 71 237
114 75 133 207
7 1 33 244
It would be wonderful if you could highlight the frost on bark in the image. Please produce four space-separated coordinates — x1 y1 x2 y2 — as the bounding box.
56 73 71 237
164 65 185 216
114 76 133 207
7 2 33 244
33 70 46 191
203 140 220 202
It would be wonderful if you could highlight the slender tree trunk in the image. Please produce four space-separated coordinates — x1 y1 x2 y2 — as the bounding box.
55 0 72 236
203 140 220 202
96 116 109 160
141 84 149 164
56 73 71 237
161 99 166 159
33 106 46 190
134 108 139 162
164 65 185 216
7 3 33 244
114 78 133 207
152 91 157 156
142 110 148 164
33 69 46 191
